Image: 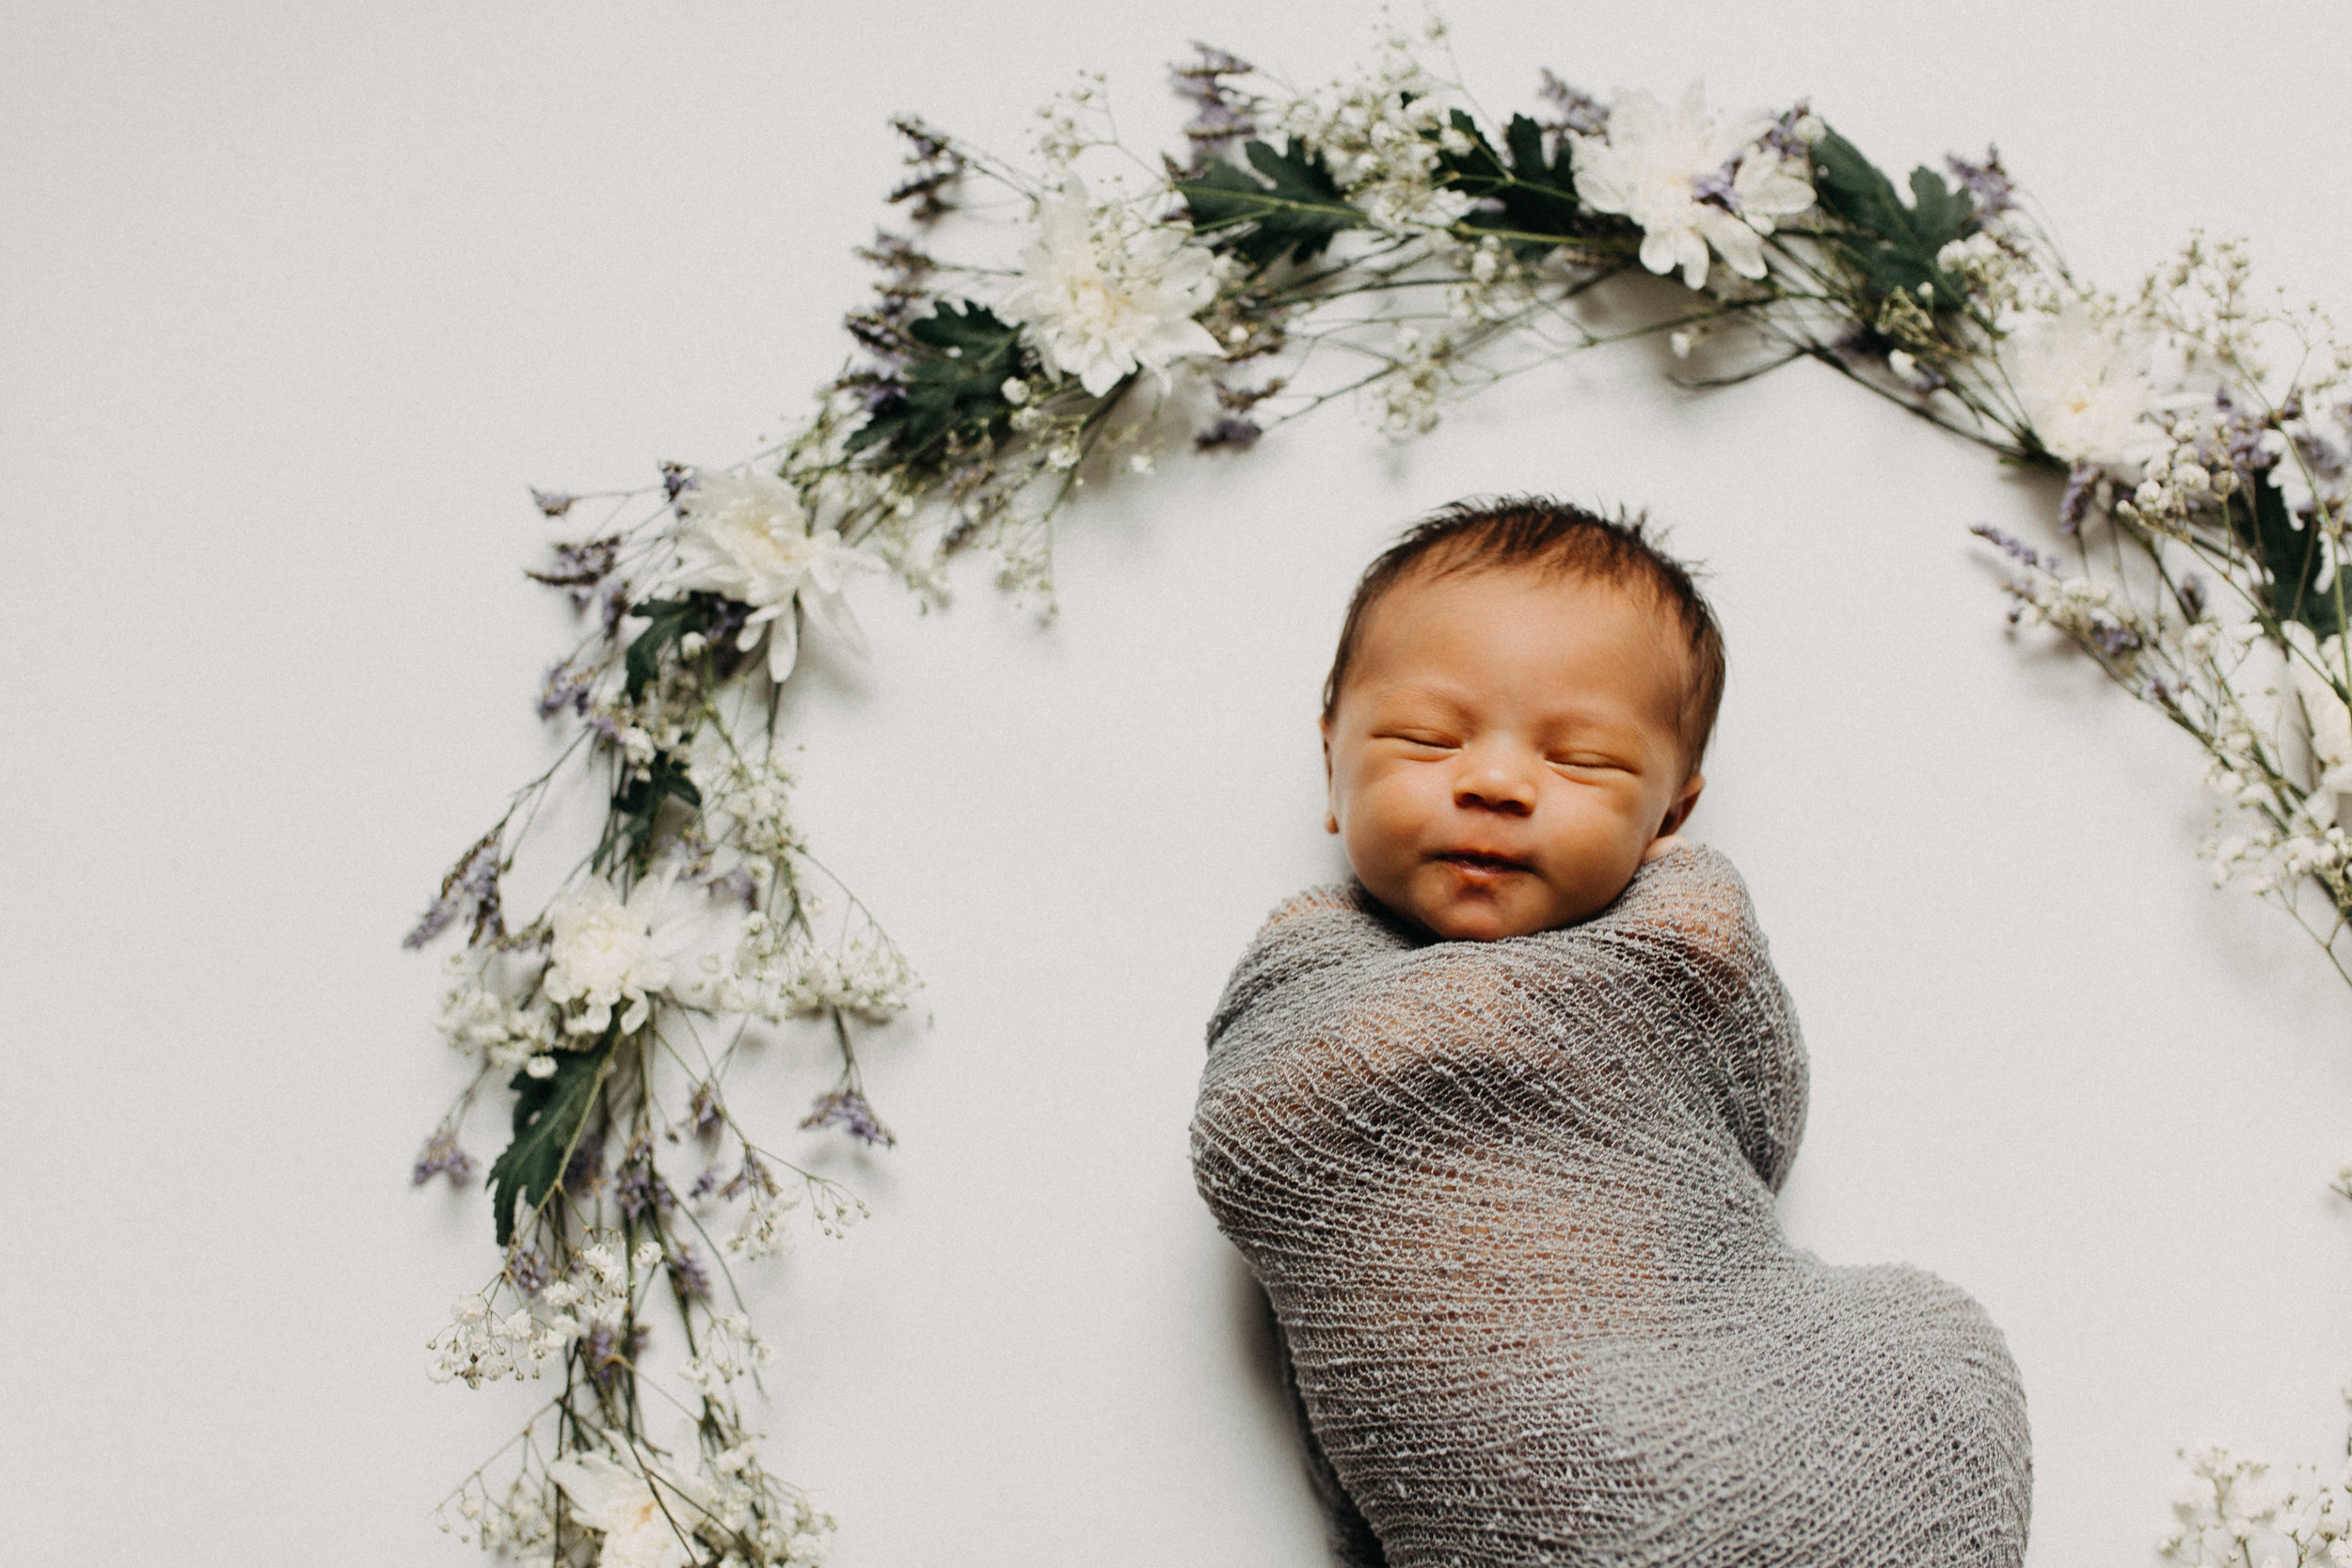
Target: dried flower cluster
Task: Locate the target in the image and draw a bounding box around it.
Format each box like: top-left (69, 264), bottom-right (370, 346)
top-left (413, 16), bottom-right (2352, 1560)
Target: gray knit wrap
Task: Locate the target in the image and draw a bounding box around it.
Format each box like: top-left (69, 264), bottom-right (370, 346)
top-left (1190, 846), bottom-right (2030, 1567)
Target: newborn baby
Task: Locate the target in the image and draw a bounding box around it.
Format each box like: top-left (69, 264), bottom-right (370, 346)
top-left (1190, 498), bottom-right (2030, 1568)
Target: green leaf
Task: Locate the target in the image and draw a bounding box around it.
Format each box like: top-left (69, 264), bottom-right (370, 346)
top-left (846, 300), bottom-right (1027, 462)
top-left (1905, 165), bottom-right (1974, 255)
top-left (1808, 124), bottom-right (1978, 309)
top-left (1432, 110), bottom-right (1581, 258)
top-left (485, 1042), bottom-right (611, 1248)
top-left (603, 749), bottom-right (703, 870)
top-left (2249, 474), bottom-right (2344, 641)
top-left (1177, 138), bottom-right (1365, 269)
top-left (625, 596), bottom-right (708, 700)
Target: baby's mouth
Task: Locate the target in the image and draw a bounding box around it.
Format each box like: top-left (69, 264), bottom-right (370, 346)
top-left (1435, 850), bottom-right (1532, 875)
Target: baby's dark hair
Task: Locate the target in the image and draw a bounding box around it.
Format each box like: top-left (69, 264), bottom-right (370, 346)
top-left (1321, 495), bottom-right (1727, 772)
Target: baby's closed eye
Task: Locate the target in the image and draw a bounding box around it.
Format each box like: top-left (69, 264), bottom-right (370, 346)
top-left (1547, 752), bottom-right (1634, 774)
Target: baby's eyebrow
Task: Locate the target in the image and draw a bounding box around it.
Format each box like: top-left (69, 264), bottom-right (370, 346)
top-left (1364, 681), bottom-right (1476, 716)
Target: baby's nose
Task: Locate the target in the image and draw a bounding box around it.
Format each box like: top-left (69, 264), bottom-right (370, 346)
top-left (1454, 752), bottom-right (1538, 814)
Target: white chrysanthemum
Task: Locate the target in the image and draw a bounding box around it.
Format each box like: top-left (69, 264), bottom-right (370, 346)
top-left (1569, 84), bottom-right (1813, 290)
top-left (546, 1452), bottom-right (701, 1568)
top-left (671, 467), bottom-right (873, 683)
top-left (1995, 293), bottom-right (2172, 468)
top-left (2260, 420), bottom-right (2351, 516)
top-left (541, 874), bottom-right (694, 1035)
top-left (1001, 179), bottom-right (1221, 397)
top-left (2288, 624), bottom-right (2352, 820)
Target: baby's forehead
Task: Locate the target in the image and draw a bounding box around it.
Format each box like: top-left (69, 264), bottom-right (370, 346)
top-left (1359, 562), bottom-right (1696, 708)
top-left (1381, 558), bottom-right (1685, 644)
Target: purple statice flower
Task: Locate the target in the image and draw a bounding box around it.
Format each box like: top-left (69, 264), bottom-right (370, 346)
top-left (613, 1137), bottom-right (676, 1222)
top-left (892, 114), bottom-right (951, 164)
top-left (844, 311), bottom-right (909, 366)
top-left (404, 895), bottom-right (459, 950)
top-left (530, 487), bottom-right (575, 518)
top-left (525, 538), bottom-right (623, 612)
top-left (666, 1244), bottom-right (712, 1304)
top-left (689, 1163), bottom-right (724, 1200)
top-left (721, 1150), bottom-right (779, 1201)
top-left (1537, 71), bottom-right (1608, 137)
top-left (411, 1129), bottom-right (476, 1187)
top-left (801, 1088), bottom-right (897, 1148)
top-left (1691, 163), bottom-right (1741, 215)
top-left (2303, 427), bottom-right (2347, 486)
top-left (2214, 388), bottom-right (2280, 485)
top-left (1184, 99), bottom-right (1250, 145)
top-left (855, 230), bottom-right (935, 293)
top-left (702, 594), bottom-right (750, 653)
top-left (1970, 522), bottom-right (2052, 572)
top-left (2089, 617), bottom-right (2142, 658)
top-left (1168, 42), bottom-right (1260, 177)
top-left (1194, 417), bottom-right (1263, 451)
top-left (2058, 462), bottom-right (2102, 535)
top-left (537, 660), bottom-right (595, 721)
top-left (563, 1126), bottom-right (607, 1194)
top-left (688, 1084), bottom-right (724, 1140)
top-left (405, 832), bottom-right (504, 949)
top-left (581, 1319), bottom-right (648, 1393)
top-left (847, 373), bottom-right (908, 415)
top-left (849, 233), bottom-right (930, 338)
top-left (702, 866), bottom-right (757, 908)
top-left (503, 1245), bottom-right (551, 1298)
top-left (660, 462), bottom-right (692, 504)
top-left (1945, 146), bottom-right (2013, 218)
top-left (1180, 40), bottom-right (1251, 77)
top-left (1760, 101), bottom-right (1817, 163)
top-left (887, 115), bottom-right (964, 223)
top-left (599, 582), bottom-right (630, 641)
top-left (840, 230), bottom-right (937, 400)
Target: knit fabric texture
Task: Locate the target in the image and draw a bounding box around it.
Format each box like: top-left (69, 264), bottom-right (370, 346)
top-left (1190, 846), bottom-right (2030, 1567)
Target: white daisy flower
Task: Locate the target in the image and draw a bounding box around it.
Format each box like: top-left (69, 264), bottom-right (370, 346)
top-left (1002, 178), bottom-right (1222, 397)
top-left (1570, 83), bottom-right (1813, 290)
top-left (671, 467), bottom-right (873, 683)
top-left (1995, 293), bottom-right (2174, 469)
top-left (541, 873), bottom-right (698, 1036)
top-left (546, 1451), bottom-right (702, 1568)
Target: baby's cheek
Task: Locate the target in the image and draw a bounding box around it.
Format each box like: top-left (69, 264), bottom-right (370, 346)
top-left (1352, 789), bottom-right (1423, 874)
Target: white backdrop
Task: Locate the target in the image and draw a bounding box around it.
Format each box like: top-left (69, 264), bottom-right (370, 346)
top-left (8, 2), bottom-right (2352, 1563)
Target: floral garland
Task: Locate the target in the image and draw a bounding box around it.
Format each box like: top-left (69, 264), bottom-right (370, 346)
top-left (410, 18), bottom-right (2352, 1566)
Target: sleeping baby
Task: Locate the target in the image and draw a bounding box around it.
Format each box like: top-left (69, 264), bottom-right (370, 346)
top-left (1189, 497), bottom-right (2031, 1568)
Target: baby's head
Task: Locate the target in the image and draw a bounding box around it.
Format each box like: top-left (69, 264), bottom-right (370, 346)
top-left (1321, 496), bottom-right (1724, 942)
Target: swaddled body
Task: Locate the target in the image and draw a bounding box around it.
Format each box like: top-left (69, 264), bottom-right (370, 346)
top-left (1190, 847), bottom-right (2031, 1567)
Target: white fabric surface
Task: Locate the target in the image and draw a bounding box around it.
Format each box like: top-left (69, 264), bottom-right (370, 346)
top-left (7, 3), bottom-right (2352, 1564)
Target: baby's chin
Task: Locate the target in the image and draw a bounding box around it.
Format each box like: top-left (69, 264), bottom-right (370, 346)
top-left (1392, 888), bottom-right (1574, 942)
top-left (1422, 911), bottom-right (1547, 942)
top-left (1383, 865), bottom-right (1641, 942)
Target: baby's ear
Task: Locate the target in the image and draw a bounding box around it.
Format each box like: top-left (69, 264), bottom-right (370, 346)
top-left (1320, 717), bottom-right (1340, 835)
top-left (1660, 770), bottom-right (1705, 836)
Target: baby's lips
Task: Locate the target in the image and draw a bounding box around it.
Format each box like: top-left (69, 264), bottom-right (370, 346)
top-left (1433, 848), bottom-right (1534, 873)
